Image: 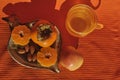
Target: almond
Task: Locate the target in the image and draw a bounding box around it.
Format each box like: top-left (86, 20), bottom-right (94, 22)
top-left (30, 45), bottom-right (35, 54)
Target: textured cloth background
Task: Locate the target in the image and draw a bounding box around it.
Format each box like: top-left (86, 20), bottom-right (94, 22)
top-left (0, 0), bottom-right (120, 79)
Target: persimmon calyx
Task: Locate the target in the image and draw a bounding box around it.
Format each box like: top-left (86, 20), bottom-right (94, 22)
top-left (37, 24), bottom-right (52, 41)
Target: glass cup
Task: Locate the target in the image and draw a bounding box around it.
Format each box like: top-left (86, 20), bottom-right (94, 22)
top-left (65, 4), bottom-right (103, 37)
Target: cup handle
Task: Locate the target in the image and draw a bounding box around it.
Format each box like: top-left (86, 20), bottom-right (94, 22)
top-left (96, 23), bottom-right (104, 29)
top-left (90, 0), bottom-right (101, 10)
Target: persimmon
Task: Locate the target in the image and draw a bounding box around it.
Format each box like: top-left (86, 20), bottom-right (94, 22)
top-left (11, 25), bottom-right (31, 46)
top-left (37, 47), bottom-right (57, 67)
top-left (31, 20), bottom-right (57, 47)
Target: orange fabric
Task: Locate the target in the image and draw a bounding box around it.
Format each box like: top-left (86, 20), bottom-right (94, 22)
top-left (0, 0), bottom-right (120, 79)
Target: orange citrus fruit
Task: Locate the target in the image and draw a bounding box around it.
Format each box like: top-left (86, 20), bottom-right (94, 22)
top-left (11, 25), bottom-right (31, 46)
top-left (37, 47), bottom-right (57, 67)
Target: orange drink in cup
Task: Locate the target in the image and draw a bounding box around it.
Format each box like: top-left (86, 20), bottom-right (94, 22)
top-left (66, 4), bottom-right (103, 37)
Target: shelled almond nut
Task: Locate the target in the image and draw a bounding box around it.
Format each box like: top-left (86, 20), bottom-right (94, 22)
top-left (25, 44), bottom-right (29, 52)
top-left (18, 49), bottom-right (26, 54)
top-left (27, 53), bottom-right (32, 62)
top-left (30, 45), bottom-right (35, 54)
top-left (33, 54), bottom-right (37, 62)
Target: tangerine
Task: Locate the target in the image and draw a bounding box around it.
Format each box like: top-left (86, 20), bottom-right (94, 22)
top-left (11, 25), bottom-right (31, 46)
top-left (37, 47), bottom-right (57, 67)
